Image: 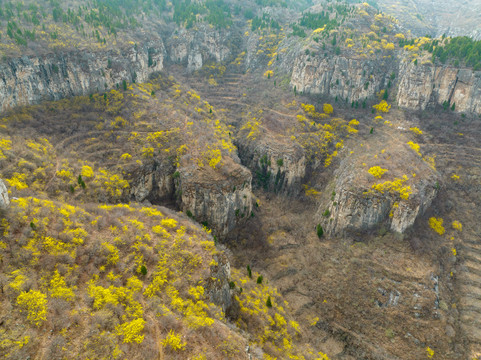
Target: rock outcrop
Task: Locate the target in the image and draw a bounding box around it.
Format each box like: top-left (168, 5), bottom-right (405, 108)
top-left (237, 139), bottom-right (306, 196)
top-left (206, 251), bottom-right (235, 315)
top-left (0, 41), bottom-right (165, 113)
top-left (397, 60), bottom-right (481, 114)
top-left (0, 179), bottom-right (9, 210)
top-left (318, 149), bottom-right (439, 237)
top-left (290, 54), bottom-right (394, 104)
top-left (0, 24), bottom-right (239, 112)
top-left (290, 53), bottom-right (481, 114)
top-left (165, 24), bottom-right (234, 71)
top-left (129, 160), bottom-right (176, 204)
top-left (177, 159), bottom-right (252, 238)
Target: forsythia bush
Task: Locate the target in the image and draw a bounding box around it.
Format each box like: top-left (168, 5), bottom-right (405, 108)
top-left (116, 318), bottom-right (146, 344)
top-left (264, 70), bottom-right (274, 78)
top-left (373, 100), bottom-right (391, 113)
top-left (371, 175), bottom-right (412, 200)
top-left (323, 103), bottom-right (334, 115)
top-left (407, 141), bottom-right (421, 156)
top-left (429, 217), bottom-right (445, 235)
top-left (49, 270), bottom-right (76, 301)
top-left (368, 166), bottom-right (388, 178)
top-left (409, 127), bottom-right (423, 135)
top-left (452, 221), bottom-right (462, 232)
top-left (102, 242), bottom-right (120, 265)
top-left (162, 330), bottom-right (186, 351)
top-left (17, 290), bottom-right (48, 326)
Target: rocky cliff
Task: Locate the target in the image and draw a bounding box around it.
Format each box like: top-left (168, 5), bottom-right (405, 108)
top-left (127, 157), bottom-right (253, 239)
top-left (206, 251), bottom-right (236, 316)
top-left (177, 159), bottom-right (253, 238)
top-left (237, 139), bottom-right (306, 196)
top-left (0, 179), bottom-right (9, 210)
top-left (290, 54), bottom-right (394, 103)
top-left (0, 41), bottom-right (165, 113)
top-left (397, 60), bottom-right (481, 113)
top-left (290, 53), bottom-right (481, 114)
top-left (2, 26), bottom-right (481, 116)
top-left (0, 24), bottom-right (237, 113)
top-left (318, 142), bottom-right (439, 237)
top-left (323, 172), bottom-right (438, 236)
top-left (164, 24), bottom-right (235, 72)
top-left (129, 160), bottom-right (176, 204)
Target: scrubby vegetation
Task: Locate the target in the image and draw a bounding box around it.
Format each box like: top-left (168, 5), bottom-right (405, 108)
top-left (0, 75), bottom-right (239, 205)
top-left (0, 64), bottom-right (341, 359)
top-left (1, 0), bottom-right (480, 359)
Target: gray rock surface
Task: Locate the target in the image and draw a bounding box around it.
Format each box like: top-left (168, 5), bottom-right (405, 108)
top-left (165, 24), bottom-right (233, 72)
top-left (0, 180), bottom-right (9, 210)
top-left (0, 41), bottom-right (165, 112)
top-left (290, 53), bottom-right (481, 114)
top-left (291, 54), bottom-right (393, 104)
top-left (237, 139), bottom-right (306, 196)
top-left (206, 252), bottom-right (234, 314)
top-left (397, 61), bottom-right (481, 114)
top-left (129, 161), bottom-right (176, 204)
top-left (319, 156), bottom-right (438, 236)
top-left (177, 160), bottom-right (253, 238)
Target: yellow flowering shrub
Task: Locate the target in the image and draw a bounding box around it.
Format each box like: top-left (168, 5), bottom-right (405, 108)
top-left (162, 330), bottom-right (186, 351)
top-left (371, 175), bottom-right (412, 200)
top-left (116, 318), bottom-right (146, 344)
top-left (6, 173), bottom-right (29, 190)
top-left (323, 103), bottom-right (334, 114)
top-left (161, 218), bottom-right (178, 228)
top-left (368, 166), bottom-right (388, 178)
top-left (407, 141), bottom-right (421, 156)
top-left (372, 100), bottom-right (391, 113)
top-left (81, 165), bottom-right (94, 178)
top-left (17, 290), bottom-right (48, 326)
top-left (452, 221), bottom-right (462, 232)
top-left (102, 242), bottom-right (120, 265)
top-left (429, 217), bottom-right (445, 235)
top-left (49, 270), bottom-right (76, 301)
top-left (264, 70), bottom-right (274, 78)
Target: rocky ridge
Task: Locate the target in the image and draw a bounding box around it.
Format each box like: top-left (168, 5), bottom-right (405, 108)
top-left (177, 160), bottom-right (252, 238)
top-left (0, 24), bottom-right (233, 113)
top-left (1, 18), bottom-right (481, 116)
top-left (291, 54), bottom-right (481, 114)
top-left (237, 138), bottom-right (306, 196)
top-left (0, 179), bottom-right (9, 210)
top-left (316, 127), bottom-right (440, 237)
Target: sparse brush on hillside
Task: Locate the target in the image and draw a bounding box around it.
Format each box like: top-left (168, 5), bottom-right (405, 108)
top-left (1, 0), bottom-right (480, 358)
top-left (0, 75), bottom-right (236, 204)
top-left (0, 67), bottom-right (337, 359)
top-left (0, 197), bottom-right (245, 359)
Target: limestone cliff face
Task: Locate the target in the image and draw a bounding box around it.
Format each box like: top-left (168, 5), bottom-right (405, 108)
top-left (290, 54), bottom-right (393, 103)
top-left (165, 24), bottom-right (233, 71)
top-left (129, 161), bottom-right (176, 204)
top-left (397, 60), bottom-right (481, 113)
top-left (177, 160), bottom-right (253, 238)
top-left (0, 41), bottom-right (165, 113)
top-left (0, 24), bottom-right (237, 112)
top-left (319, 156), bottom-right (438, 236)
top-left (389, 178), bottom-right (438, 233)
top-left (0, 179), bottom-right (9, 210)
top-left (291, 53), bottom-right (481, 114)
top-left (206, 251), bottom-right (235, 315)
top-left (237, 140), bottom-right (306, 196)
top-left (127, 158), bottom-right (253, 238)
